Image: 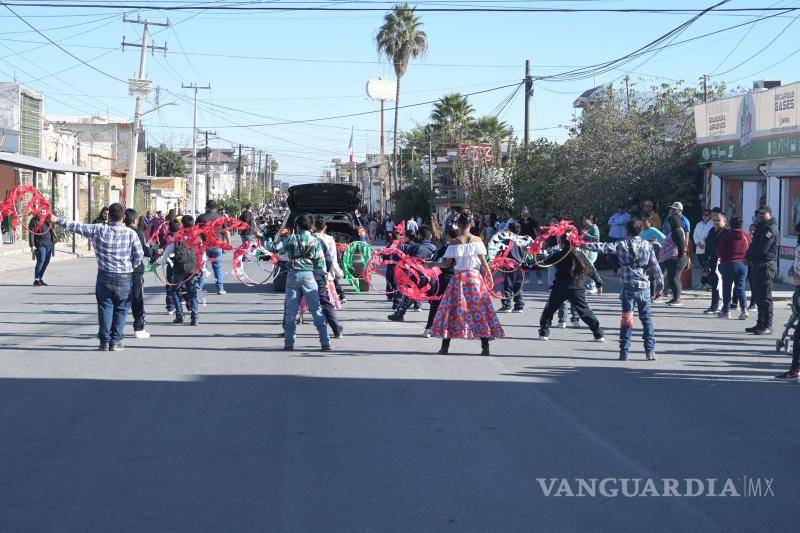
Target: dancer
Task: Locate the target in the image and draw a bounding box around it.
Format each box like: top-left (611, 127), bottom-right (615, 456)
top-left (497, 222), bottom-right (526, 314)
top-left (265, 213), bottom-right (331, 351)
top-left (583, 219), bottom-right (663, 361)
top-left (164, 216), bottom-right (201, 326)
top-left (536, 234), bottom-right (605, 342)
top-left (125, 208), bottom-right (152, 338)
top-left (430, 210), bottom-right (503, 356)
top-left (388, 225), bottom-right (438, 322)
top-left (196, 200), bottom-right (230, 295)
top-left (421, 224), bottom-right (458, 338)
top-left (28, 211), bottom-right (56, 286)
top-left (313, 215), bottom-right (344, 338)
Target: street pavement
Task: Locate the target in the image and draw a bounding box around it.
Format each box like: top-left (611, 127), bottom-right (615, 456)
top-left (0, 250), bottom-right (798, 532)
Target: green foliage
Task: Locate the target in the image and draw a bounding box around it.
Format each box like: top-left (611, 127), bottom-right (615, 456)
top-left (148, 144), bottom-right (188, 177)
top-left (430, 93), bottom-right (475, 144)
top-left (217, 184), bottom-right (273, 216)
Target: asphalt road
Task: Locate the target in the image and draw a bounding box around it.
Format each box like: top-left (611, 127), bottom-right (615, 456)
top-left (0, 251), bottom-right (798, 532)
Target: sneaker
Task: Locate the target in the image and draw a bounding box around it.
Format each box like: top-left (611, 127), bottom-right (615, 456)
top-left (571, 320), bottom-right (581, 329)
top-left (497, 306), bottom-right (512, 313)
top-left (33, 280), bottom-right (41, 286)
top-left (173, 317), bottom-right (184, 324)
top-left (748, 302), bottom-right (757, 311)
top-left (109, 343), bottom-right (124, 352)
top-left (593, 337), bottom-right (606, 343)
top-left (413, 306), bottom-right (422, 312)
top-left (556, 321), bottom-right (567, 329)
top-left (512, 308), bottom-right (524, 314)
top-left (277, 332), bottom-right (285, 338)
top-left (717, 311), bottom-right (731, 319)
top-left (775, 370), bottom-right (800, 380)
top-left (745, 325), bottom-right (761, 333)
top-left (666, 299), bottom-right (684, 307)
top-left (422, 329), bottom-right (432, 338)
top-left (333, 328), bottom-right (344, 339)
top-left (218, 289), bottom-right (227, 295)
top-left (340, 297), bottom-right (348, 304)
top-left (731, 304), bottom-right (739, 311)
top-left (167, 309), bottom-right (176, 316)
top-left (387, 313), bottom-right (404, 322)
top-left (586, 288), bottom-right (598, 295)
top-left (537, 335), bottom-right (549, 341)
top-left (134, 330), bottom-right (150, 339)
top-left (703, 306), bottom-right (720, 314)
top-left (738, 310), bottom-right (749, 320)
top-left (321, 344), bottom-right (333, 351)
top-left (190, 317), bottom-right (198, 326)
top-left (646, 353), bottom-right (657, 361)
top-left (751, 327), bottom-right (773, 336)
top-left (283, 346), bottom-right (294, 351)
top-left (619, 354), bottom-right (628, 361)
top-left (98, 342), bottom-right (109, 351)
top-left (38, 280), bottom-right (48, 286)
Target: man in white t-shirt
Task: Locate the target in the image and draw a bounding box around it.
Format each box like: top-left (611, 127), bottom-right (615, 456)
top-left (406, 217), bottom-right (419, 233)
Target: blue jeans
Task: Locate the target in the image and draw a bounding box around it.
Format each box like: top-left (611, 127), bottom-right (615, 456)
top-left (284, 270), bottom-right (330, 348)
top-left (720, 262), bottom-right (748, 313)
top-left (34, 243), bottom-right (53, 280)
top-left (584, 250), bottom-right (598, 292)
top-left (95, 271), bottom-right (132, 345)
top-left (169, 274), bottom-right (199, 320)
top-left (619, 288), bottom-right (655, 357)
top-left (204, 247), bottom-right (224, 292)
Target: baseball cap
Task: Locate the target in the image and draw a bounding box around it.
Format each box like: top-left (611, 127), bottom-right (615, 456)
top-left (670, 202), bottom-right (683, 211)
top-left (755, 206), bottom-right (772, 214)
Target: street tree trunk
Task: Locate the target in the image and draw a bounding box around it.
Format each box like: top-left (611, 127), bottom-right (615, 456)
top-left (393, 76), bottom-right (401, 194)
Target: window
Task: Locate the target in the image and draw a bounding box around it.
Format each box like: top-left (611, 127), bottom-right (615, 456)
top-left (784, 177), bottom-right (800, 237)
top-left (18, 93), bottom-right (42, 157)
top-left (722, 179), bottom-right (743, 221)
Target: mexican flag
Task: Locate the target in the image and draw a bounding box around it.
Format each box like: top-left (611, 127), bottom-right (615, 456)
top-left (348, 127), bottom-right (354, 163)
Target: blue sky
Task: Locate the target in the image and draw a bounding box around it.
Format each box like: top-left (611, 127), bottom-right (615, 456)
top-left (1, 0), bottom-right (799, 184)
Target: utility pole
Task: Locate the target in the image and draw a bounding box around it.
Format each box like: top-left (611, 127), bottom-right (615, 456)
top-left (379, 100), bottom-right (386, 218)
top-left (624, 75), bottom-right (631, 112)
top-left (428, 138), bottom-right (434, 217)
top-left (236, 144), bottom-right (243, 201)
top-left (251, 147), bottom-right (257, 192)
top-left (703, 74), bottom-right (708, 103)
top-left (199, 129), bottom-right (216, 205)
top-left (182, 82), bottom-right (210, 214)
top-left (122, 15), bottom-right (170, 208)
top-left (524, 59), bottom-right (533, 146)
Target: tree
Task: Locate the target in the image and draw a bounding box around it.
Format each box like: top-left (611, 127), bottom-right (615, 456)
top-left (147, 144), bottom-right (187, 177)
top-left (376, 3), bottom-right (429, 193)
top-left (471, 116), bottom-right (511, 143)
top-left (430, 93), bottom-right (474, 143)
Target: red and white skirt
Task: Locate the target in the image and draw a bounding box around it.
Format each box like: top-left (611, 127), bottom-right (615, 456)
top-left (431, 269), bottom-right (504, 340)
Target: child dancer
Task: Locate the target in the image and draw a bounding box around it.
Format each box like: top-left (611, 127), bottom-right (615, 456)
top-left (497, 222), bottom-right (526, 314)
top-left (430, 210), bottom-right (504, 356)
top-left (536, 234), bottom-right (605, 342)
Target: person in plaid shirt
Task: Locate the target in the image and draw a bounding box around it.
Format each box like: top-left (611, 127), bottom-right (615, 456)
top-left (265, 213), bottom-right (331, 351)
top-left (51, 203), bottom-right (144, 351)
top-left (582, 219), bottom-right (663, 361)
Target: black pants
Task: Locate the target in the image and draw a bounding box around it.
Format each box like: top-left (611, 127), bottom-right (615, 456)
top-left (394, 294), bottom-right (419, 316)
top-left (539, 285), bottom-right (603, 338)
top-left (131, 271), bottom-right (146, 331)
top-left (425, 272), bottom-right (452, 329)
top-left (333, 278), bottom-right (346, 300)
top-left (385, 265), bottom-right (396, 299)
top-left (663, 256), bottom-right (689, 300)
top-left (707, 262), bottom-right (721, 309)
top-left (501, 271), bottom-right (524, 309)
top-left (750, 261), bottom-right (777, 328)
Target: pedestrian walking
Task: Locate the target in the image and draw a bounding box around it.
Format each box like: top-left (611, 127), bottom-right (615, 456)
top-left (659, 216), bottom-right (690, 306)
top-left (52, 203), bottom-right (144, 351)
top-left (536, 235), bottom-right (605, 342)
top-left (314, 216), bottom-right (344, 338)
top-left (430, 210), bottom-right (503, 356)
top-left (125, 208), bottom-right (152, 338)
top-left (715, 217), bottom-right (751, 320)
top-left (745, 206), bottom-right (779, 335)
top-left (265, 214), bottom-right (331, 351)
top-left (28, 212), bottom-right (56, 286)
top-left (583, 219), bottom-right (663, 361)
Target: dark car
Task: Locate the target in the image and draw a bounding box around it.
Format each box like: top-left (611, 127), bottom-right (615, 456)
top-left (272, 183), bottom-right (367, 292)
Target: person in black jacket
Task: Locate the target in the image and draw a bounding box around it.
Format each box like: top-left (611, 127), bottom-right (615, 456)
top-left (238, 204), bottom-right (255, 241)
top-left (125, 209), bottom-right (152, 338)
top-left (701, 211), bottom-right (728, 314)
top-left (536, 236), bottom-right (605, 342)
top-left (745, 206), bottom-right (779, 335)
top-left (29, 212), bottom-right (56, 286)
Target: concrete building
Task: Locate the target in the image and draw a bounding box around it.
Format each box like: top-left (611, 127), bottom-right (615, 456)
top-left (0, 83), bottom-right (44, 197)
top-left (179, 147), bottom-right (238, 201)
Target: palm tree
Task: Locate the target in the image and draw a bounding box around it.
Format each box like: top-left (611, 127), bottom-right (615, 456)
top-left (472, 115), bottom-right (511, 143)
top-left (430, 93), bottom-right (475, 143)
top-left (376, 3), bottom-right (429, 192)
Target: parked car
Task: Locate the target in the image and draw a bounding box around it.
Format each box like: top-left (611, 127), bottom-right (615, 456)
top-left (272, 183), bottom-right (368, 292)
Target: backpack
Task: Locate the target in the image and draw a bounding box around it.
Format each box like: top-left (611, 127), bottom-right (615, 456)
top-left (172, 241), bottom-right (199, 278)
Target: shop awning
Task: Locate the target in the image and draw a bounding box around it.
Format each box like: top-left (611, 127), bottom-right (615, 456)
top-left (712, 161), bottom-right (765, 177)
top-left (0, 152), bottom-right (99, 174)
top-left (767, 158), bottom-right (800, 177)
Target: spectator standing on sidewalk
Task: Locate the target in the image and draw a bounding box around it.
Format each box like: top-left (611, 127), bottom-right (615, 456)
top-left (608, 205), bottom-right (631, 275)
top-left (28, 212), bottom-right (56, 286)
top-left (693, 209), bottom-right (714, 288)
top-left (125, 209), bottom-right (152, 338)
top-left (715, 217), bottom-right (751, 320)
top-left (659, 216), bottom-right (689, 307)
top-left (701, 212), bottom-right (728, 315)
top-left (642, 200), bottom-right (662, 232)
top-left (745, 206), bottom-right (779, 335)
top-left (51, 203), bottom-right (143, 351)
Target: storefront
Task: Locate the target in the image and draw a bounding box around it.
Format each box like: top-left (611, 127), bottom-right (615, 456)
top-left (694, 82), bottom-right (800, 281)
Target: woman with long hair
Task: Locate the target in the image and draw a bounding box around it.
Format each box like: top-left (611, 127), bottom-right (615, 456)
top-left (715, 216), bottom-right (751, 319)
top-left (659, 215), bottom-right (689, 306)
top-left (537, 235), bottom-right (605, 342)
top-left (430, 210), bottom-right (504, 355)
top-left (92, 206), bottom-right (109, 225)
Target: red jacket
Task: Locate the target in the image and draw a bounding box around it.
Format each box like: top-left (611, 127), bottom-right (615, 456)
top-left (716, 229), bottom-right (751, 264)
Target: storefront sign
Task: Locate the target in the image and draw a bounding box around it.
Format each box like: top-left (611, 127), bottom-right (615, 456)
top-left (694, 81), bottom-right (800, 163)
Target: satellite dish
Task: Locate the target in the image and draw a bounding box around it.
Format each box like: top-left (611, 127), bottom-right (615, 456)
top-left (366, 78), bottom-right (397, 101)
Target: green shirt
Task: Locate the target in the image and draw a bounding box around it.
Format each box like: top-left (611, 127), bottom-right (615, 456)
top-left (641, 227), bottom-right (666, 244)
top-left (266, 230), bottom-right (325, 271)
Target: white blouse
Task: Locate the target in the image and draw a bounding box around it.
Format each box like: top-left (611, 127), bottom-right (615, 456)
top-left (445, 241), bottom-right (487, 271)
